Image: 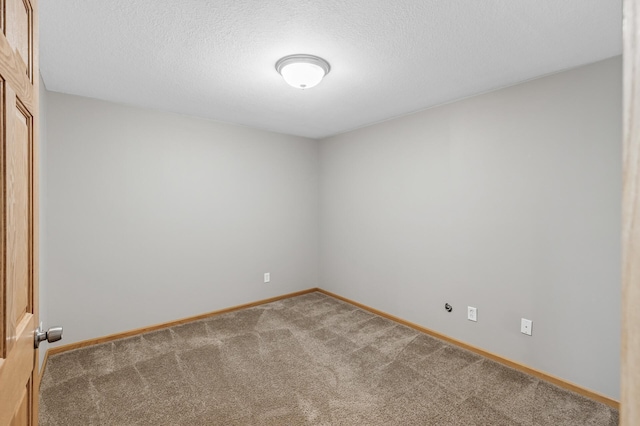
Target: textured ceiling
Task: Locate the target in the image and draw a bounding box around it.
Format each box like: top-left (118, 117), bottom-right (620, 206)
top-left (39, 0), bottom-right (621, 139)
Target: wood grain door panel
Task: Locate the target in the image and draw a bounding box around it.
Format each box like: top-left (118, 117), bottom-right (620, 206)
top-left (4, 0), bottom-right (32, 81)
top-left (0, 314), bottom-right (35, 425)
top-left (5, 87), bottom-right (32, 355)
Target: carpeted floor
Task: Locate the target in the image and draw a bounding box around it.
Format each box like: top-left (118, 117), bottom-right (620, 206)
top-left (39, 292), bottom-right (618, 425)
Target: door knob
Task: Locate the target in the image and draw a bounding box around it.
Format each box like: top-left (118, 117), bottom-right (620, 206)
top-left (34, 323), bottom-right (63, 348)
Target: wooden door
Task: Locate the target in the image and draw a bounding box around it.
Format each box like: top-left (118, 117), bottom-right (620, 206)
top-left (0, 0), bottom-right (39, 425)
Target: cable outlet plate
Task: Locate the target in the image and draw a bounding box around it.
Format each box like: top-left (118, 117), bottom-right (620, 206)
top-left (521, 318), bottom-right (532, 336)
top-left (467, 306), bottom-right (477, 322)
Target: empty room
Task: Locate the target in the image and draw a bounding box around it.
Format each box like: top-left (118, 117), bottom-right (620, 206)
top-left (1, 0), bottom-right (639, 425)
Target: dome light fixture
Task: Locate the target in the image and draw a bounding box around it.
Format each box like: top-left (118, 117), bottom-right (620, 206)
top-left (275, 54), bottom-right (331, 89)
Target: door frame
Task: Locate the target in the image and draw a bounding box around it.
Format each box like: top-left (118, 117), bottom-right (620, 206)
top-left (622, 0), bottom-right (640, 424)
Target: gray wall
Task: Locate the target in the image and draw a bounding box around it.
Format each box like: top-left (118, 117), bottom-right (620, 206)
top-left (45, 93), bottom-right (319, 345)
top-left (39, 73), bottom-right (49, 370)
top-left (320, 57), bottom-right (621, 398)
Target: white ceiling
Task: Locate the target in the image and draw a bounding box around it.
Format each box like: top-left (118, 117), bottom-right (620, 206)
top-left (39, 0), bottom-right (622, 139)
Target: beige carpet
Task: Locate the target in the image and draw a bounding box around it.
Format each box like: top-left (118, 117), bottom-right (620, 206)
top-left (39, 292), bottom-right (618, 425)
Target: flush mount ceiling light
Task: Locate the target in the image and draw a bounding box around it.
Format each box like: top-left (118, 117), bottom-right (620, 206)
top-left (275, 54), bottom-right (331, 89)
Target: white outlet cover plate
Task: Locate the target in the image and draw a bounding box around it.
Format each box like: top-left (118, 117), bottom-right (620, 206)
top-left (521, 318), bottom-right (532, 335)
top-left (264, 273), bottom-right (270, 283)
top-left (467, 306), bottom-right (477, 322)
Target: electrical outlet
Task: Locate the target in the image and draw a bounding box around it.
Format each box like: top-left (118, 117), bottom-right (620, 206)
top-left (521, 318), bottom-right (532, 336)
top-left (264, 272), bottom-right (270, 283)
top-left (467, 306), bottom-right (477, 322)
